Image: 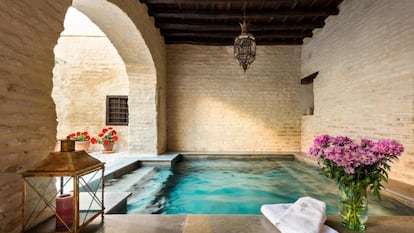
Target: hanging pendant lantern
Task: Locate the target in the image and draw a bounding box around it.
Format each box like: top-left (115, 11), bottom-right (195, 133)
top-left (234, 21), bottom-right (256, 73)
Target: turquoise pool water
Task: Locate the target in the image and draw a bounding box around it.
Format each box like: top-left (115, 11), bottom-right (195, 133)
top-left (120, 157), bottom-right (414, 215)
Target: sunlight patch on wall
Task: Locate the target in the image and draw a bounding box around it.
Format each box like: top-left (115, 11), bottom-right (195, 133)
top-left (61, 7), bottom-right (105, 36)
top-left (175, 96), bottom-right (288, 151)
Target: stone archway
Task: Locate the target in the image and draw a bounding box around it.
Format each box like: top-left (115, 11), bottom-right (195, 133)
top-left (0, 1), bottom-right (165, 231)
top-left (72, 0), bottom-right (166, 154)
top-left (52, 7), bottom-right (130, 152)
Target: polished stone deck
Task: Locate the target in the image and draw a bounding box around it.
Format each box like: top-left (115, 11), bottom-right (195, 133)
top-left (76, 215), bottom-right (414, 233)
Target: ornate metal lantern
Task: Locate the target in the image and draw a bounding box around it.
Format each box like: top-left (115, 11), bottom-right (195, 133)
top-left (234, 21), bottom-right (256, 72)
top-left (21, 138), bottom-right (105, 233)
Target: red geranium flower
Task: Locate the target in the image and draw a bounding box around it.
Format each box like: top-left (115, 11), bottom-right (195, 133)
top-left (67, 131), bottom-right (91, 142)
top-left (90, 138), bottom-right (97, 144)
top-left (94, 127), bottom-right (119, 144)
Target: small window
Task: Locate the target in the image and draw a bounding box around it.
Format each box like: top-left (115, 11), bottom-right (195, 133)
top-left (106, 95), bottom-right (128, 125)
top-left (300, 72), bottom-right (318, 116)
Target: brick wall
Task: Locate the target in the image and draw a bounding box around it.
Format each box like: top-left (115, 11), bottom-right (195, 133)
top-left (0, 1), bottom-right (72, 232)
top-left (0, 0), bottom-right (165, 232)
top-left (73, 0), bottom-right (167, 154)
top-left (106, 0), bottom-right (168, 154)
top-left (301, 0), bottom-right (414, 185)
top-left (1, 0), bottom-right (413, 232)
top-left (167, 45), bottom-right (302, 152)
top-left (53, 35), bottom-right (129, 152)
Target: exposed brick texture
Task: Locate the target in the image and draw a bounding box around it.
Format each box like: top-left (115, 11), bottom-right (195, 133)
top-left (53, 35), bottom-right (129, 152)
top-left (73, 0), bottom-right (167, 154)
top-left (1, 0), bottom-right (414, 232)
top-left (106, 0), bottom-right (168, 154)
top-left (167, 45), bottom-right (302, 152)
top-left (301, 0), bottom-right (414, 185)
top-left (0, 1), bottom-right (72, 232)
top-left (0, 0), bottom-right (165, 232)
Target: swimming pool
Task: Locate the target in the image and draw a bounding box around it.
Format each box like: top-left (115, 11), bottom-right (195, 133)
top-left (106, 156), bottom-right (414, 215)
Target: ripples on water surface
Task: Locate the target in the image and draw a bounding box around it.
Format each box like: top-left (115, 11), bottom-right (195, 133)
top-left (126, 157), bottom-right (414, 215)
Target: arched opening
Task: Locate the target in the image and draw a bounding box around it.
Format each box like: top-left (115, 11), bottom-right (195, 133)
top-left (53, 0), bottom-right (164, 154)
top-left (2, 0), bottom-right (164, 231)
top-left (52, 7), bottom-right (129, 152)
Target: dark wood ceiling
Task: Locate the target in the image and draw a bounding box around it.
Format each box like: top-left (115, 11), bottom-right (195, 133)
top-left (138, 0), bottom-right (343, 45)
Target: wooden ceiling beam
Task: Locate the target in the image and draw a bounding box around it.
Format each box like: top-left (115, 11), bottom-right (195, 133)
top-left (140, 0), bottom-right (295, 4)
top-left (148, 9), bottom-right (339, 19)
top-left (155, 21), bottom-right (325, 31)
top-left (162, 31), bottom-right (312, 39)
top-left (165, 38), bottom-right (303, 46)
top-left (138, 0), bottom-right (343, 46)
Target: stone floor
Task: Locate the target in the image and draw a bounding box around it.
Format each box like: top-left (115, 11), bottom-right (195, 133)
top-left (72, 215), bottom-right (414, 233)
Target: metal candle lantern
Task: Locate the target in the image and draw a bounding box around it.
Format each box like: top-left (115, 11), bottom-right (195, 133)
top-left (21, 137), bottom-right (105, 233)
top-left (234, 21), bottom-right (256, 73)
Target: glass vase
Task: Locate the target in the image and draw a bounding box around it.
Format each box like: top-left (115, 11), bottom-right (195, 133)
top-left (338, 182), bottom-right (368, 231)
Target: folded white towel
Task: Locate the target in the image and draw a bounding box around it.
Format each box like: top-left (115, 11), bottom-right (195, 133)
top-left (261, 197), bottom-right (338, 233)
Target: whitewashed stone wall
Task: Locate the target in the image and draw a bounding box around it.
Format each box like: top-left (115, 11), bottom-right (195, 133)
top-left (1, 0), bottom-right (414, 232)
top-left (301, 0), bottom-right (414, 185)
top-left (73, 0), bottom-right (166, 154)
top-left (0, 0), bottom-right (165, 232)
top-left (52, 7), bottom-right (129, 152)
top-left (167, 45), bottom-right (302, 152)
top-left (105, 0), bottom-right (167, 154)
top-left (53, 35), bottom-right (129, 152)
top-left (0, 1), bottom-right (72, 232)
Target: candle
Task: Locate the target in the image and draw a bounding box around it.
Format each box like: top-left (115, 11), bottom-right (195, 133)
top-left (56, 193), bottom-right (74, 229)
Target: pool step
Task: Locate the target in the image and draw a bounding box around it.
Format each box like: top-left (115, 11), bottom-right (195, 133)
top-left (126, 167), bottom-right (161, 192)
top-left (125, 168), bottom-right (172, 214)
top-left (105, 166), bottom-right (157, 192)
top-left (104, 166), bottom-right (171, 213)
top-left (79, 191), bottom-right (132, 214)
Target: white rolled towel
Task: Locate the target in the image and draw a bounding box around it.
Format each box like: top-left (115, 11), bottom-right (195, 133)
top-left (261, 196), bottom-right (338, 233)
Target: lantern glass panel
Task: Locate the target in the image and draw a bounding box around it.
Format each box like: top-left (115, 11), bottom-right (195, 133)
top-left (22, 163), bottom-right (104, 233)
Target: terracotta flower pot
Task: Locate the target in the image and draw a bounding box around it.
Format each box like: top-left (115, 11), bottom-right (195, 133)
top-left (75, 141), bottom-right (90, 152)
top-left (102, 141), bottom-right (115, 153)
